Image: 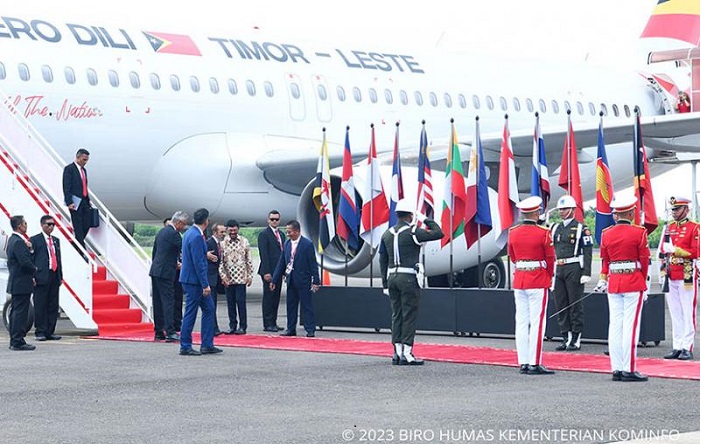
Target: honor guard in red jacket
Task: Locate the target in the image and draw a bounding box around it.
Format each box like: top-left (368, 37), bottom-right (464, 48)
top-left (659, 196), bottom-right (699, 360)
top-left (507, 196), bottom-right (555, 375)
top-left (597, 194), bottom-right (650, 382)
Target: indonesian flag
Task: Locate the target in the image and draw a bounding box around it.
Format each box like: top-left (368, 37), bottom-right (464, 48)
top-left (497, 116), bottom-right (519, 246)
top-left (558, 114), bottom-right (584, 221)
top-left (360, 126), bottom-right (390, 248)
top-left (312, 131), bottom-right (335, 252)
top-left (440, 121), bottom-right (466, 248)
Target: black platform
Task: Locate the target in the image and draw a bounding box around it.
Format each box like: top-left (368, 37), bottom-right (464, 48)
top-left (313, 287), bottom-right (665, 345)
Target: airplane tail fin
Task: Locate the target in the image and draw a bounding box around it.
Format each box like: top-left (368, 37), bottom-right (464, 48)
top-left (640, 0), bottom-right (699, 47)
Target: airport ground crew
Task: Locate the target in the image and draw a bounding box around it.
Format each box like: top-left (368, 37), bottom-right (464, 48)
top-left (659, 196), bottom-right (699, 361)
top-left (551, 195), bottom-right (593, 351)
top-left (508, 196), bottom-right (555, 375)
top-left (380, 199), bottom-right (443, 366)
top-left (596, 194), bottom-right (650, 382)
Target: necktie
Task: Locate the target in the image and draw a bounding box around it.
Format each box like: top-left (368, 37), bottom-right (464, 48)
top-left (80, 166), bottom-right (88, 197)
top-left (48, 237), bottom-right (57, 272)
top-left (285, 241), bottom-right (297, 275)
top-left (274, 229), bottom-right (282, 250)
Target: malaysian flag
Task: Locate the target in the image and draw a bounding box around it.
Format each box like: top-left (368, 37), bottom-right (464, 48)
top-left (388, 124), bottom-right (404, 227)
top-left (531, 113), bottom-right (550, 210)
top-left (416, 122), bottom-right (434, 220)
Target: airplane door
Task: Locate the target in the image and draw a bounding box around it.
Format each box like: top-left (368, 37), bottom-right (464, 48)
top-left (311, 74), bottom-right (332, 123)
top-left (285, 73), bottom-right (306, 121)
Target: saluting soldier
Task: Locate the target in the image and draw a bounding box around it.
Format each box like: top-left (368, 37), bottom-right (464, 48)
top-left (659, 196), bottom-right (699, 361)
top-left (508, 196), bottom-right (556, 375)
top-left (596, 194), bottom-right (650, 382)
top-left (551, 195), bottom-right (593, 351)
top-left (380, 199), bottom-right (443, 366)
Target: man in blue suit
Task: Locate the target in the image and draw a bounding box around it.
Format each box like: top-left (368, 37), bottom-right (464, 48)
top-left (271, 220), bottom-right (320, 337)
top-left (179, 208), bottom-right (222, 356)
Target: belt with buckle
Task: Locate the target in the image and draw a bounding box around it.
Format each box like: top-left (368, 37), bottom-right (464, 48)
top-left (609, 261), bottom-right (639, 274)
top-left (515, 260), bottom-right (545, 271)
top-left (556, 257), bottom-right (580, 266)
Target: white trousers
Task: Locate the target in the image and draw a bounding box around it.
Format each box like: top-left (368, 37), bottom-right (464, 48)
top-left (514, 288), bottom-right (548, 366)
top-left (607, 291), bottom-right (644, 372)
top-left (666, 279), bottom-right (698, 351)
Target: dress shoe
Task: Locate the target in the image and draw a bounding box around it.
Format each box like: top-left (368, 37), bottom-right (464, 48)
top-left (527, 365), bottom-right (555, 375)
top-left (234, 329), bottom-right (246, 335)
top-left (392, 353), bottom-right (401, 365)
top-left (9, 344), bottom-right (36, 351)
top-left (678, 349), bottom-right (693, 360)
top-left (213, 330), bottom-right (224, 336)
top-left (35, 335), bottom-right (48, 342)
top-left (179, 348), bottom-right (201, 356)
top-left (200, 346), bottom-right (223, 354)
top-left (276, 326), bottom-right (284, 331)
top-left (306, 331), bottom-right (315, 338)
top-left (154, 334), bottom-right (166, 341)
top-left (566, 343), bottom-right (581, 351)
top-left (46, 335), bottom-right (62, 341)
top-left (280, 330), bottom-right (297, 336)
top-left (404, 357), bottom-right (424, 366)
top-left (263, 327), bottom-right (278, 332)
top-left (603, 349), bottom-right (609, 356)
top-left (165, 334), bottom-right (180, 343)
top-left (664, 349), bottom-right (682, 359)
top-left (621, 371), bottom-right (648, 382)
top-left (612, 370), bottom-right (622, 381)
top-left (223, 329), bottom-right (236, 335)
top-left (555, 341), bottom-right (568, 351)
top-left (519, 364), bottom-right (529, 374)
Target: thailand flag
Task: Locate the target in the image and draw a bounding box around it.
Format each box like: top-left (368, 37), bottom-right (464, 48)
top-left (594, 116), bottom-right (615, 244)
top-left (360, 125), bottom-right (390, 248)
top-left (464, 118), bottom-right (492, 248)
top-left (416, 123), bottom-right (434, 221)
top-left (337, 127), bottom-right (360, 251)
top-left (531, 113), bottom-right (550, 210)
top-left (388, 124), bottom-right (404, 227)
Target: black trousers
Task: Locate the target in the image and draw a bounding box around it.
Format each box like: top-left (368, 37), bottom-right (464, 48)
top-left (285, 282), bottom-right (315, 334)
top-left (34, 271), bottom-right (61, 337)
top-left (261, 276), bottom-right (281, 329)
top-left (70, 201), bottom-right (91, 247)
top-left (173, 279), bottom-right (183, 331)
top-left (152, 276), bottom-right (176, 336)
top-left (553, 263), bottom-right (585, 334)
top-left (10, 292), bottom-right (31, 347)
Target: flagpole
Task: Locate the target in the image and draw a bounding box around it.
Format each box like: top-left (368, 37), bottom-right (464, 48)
top-left (635, 108), bottom-right (645, 226)
top-left (369, 123), bottom-right (375, 288)
top-left (449, 118), bottom-right (455, 289)
top-left (320, 127), bottom-right (326, 286)
top-left (566, 110), bottom-right (572, 195)
top-left (476, 116), bottom-right (482, 290)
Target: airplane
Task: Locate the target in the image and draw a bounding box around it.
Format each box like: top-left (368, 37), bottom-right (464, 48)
top-left (0, 1), bottom-right (698, 289)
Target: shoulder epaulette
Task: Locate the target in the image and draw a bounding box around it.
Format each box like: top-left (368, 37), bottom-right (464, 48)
top-left (602, 225), bottom-right (615, 233)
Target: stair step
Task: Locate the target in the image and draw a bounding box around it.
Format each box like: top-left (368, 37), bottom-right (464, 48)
top-left (92, 308), bottom-right (143, 324)
top-left (93, 294), bottom-right (131, 310)
top-left (93, 266), bottom-right (107, 280)
top-left (98, 322), bottom-right (155, 336)
top-left (93, 280), bottom-right (117, 294)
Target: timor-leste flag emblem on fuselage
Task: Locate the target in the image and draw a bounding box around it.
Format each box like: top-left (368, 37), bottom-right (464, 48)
top-left (143, 31), bottom-right (201, 56)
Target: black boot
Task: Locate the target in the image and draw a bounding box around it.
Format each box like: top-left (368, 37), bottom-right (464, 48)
top-left (555, 332), bottom-right (570, 351)
top-left (664, 349), bottom-right (681, 359)
top-left (566, 332), bottom-right (581, 351)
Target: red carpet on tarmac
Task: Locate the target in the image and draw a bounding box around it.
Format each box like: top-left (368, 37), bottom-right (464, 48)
top-left (92, 331), bottom-right (699, 381)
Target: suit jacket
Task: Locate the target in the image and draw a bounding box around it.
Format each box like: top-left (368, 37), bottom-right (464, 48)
top-left (149, 225), bottom-right (182, 281)
top-left (30, 233), bottom-right (63, 285)
top-left (257, 226), bottom-right (286, 276)
top-left (272, 236), bottom-right (319, 289)
top-left (179, 225), bottom-right (209, 288)
top-left (205, 236), bottom-right (224, 292)
top-left (6, 233), bottom-right (37, 294)
top-left (62, 162), bottom-right (90, 207)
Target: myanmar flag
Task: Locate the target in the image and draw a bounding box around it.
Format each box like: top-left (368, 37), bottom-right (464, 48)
top-left (440, 121), bottom-right (466, 248)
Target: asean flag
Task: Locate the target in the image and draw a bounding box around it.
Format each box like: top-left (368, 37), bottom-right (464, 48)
top-left (143, 31), bottom-right (202, 56)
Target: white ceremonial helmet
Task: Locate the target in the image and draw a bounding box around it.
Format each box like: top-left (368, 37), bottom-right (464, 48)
top-left (395, 199), bottom-right (416, 214)
top-left (556, 195), bottom-right (577, 209)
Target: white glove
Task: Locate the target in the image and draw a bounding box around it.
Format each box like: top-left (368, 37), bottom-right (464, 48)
top-left (580, 275), bottom-right (591, 284)
top-left (382, 288), bottom-right (390, 296)
top-left (593, 279), bottom-right (608, 293)
top-left (662, 242), bottom-right (675, 254)
top-left (642, 292), bottom-right (649, 302)
top-left (415, 212), bottom-right (427, 224)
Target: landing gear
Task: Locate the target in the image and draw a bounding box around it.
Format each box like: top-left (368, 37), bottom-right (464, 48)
top-left (2, 299), bottom-right (34, 334)
top-left (426, 259), bottom-right (506, 289)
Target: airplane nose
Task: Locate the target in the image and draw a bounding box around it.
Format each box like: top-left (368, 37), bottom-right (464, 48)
top-left (144, 133), bottom-right (231, 219)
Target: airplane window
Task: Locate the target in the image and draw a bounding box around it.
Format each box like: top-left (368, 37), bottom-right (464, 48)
top-left (458, 94), bottom-right (466, 109)
top-left (385, 89), bottom-right (393, 104)
top-left (472, 95), bottom-right (480, 109)
top-left (317, 84), bottom-right (328, 101)
top-left (246, 80), bottom-right (256, 96)
top-left (41, 65), bottom-right (53, 83)
top-left (228, 79), bottom-right (238, 95)
top-left (443, 93), bottom-right (452, 108)
top-left (624, 104), bottom-right (631, 117)
top-left (600, 103), bottom-right (608, 116)
top-left (190, 76), bottom-right (200, 92)
top-left (538, 99), bottom-right (546, 113)
top-left (0, 62), bottom-right (5, 80)
top-left (588, 102), bottom-right (596, 115)
top-left (577, 101), bottom-right (584, 115)
top-left (290, 83), bottom-right (301, 99)
top-left (264, 81), bottom-right (273, 97)
top-left (551, 100), bottom-right (559, 114)
top-left (86, 68), bottom-right (98, 86)
top-left (612, 104), bottom-right (619, 117)
top-left (18, 63), bottom-right (30, 81)
top-left (149, 73), bottom-right (160, 90)
top-left (485, 95), bottom-right (494, 110)
top-left (512, 97), bottom-right (521, 111)
top-left (337, 86), bottom-right (346, 102)
top-left (400, 90), bottom-right (408, 105)
top-left (526, 98), bottom-right (533, 112)
top-left (170, 75), bottom-right (180, 91)
top-left (108, 70), bottom-right (119, 87)
top-left (429, 92), bottom-right (438, 107)
top-left (369, 88), bottom-right (378, 103)
top-left (64, 67), bottom-right (76, 85)
top-left (499, 96), bottom-right (507, 111)
top-left (210, 78), bottom-right (220, 94)
top-left (353, 87), bottom-right (361, 102)
top-left (129, 72), bottom-right (141, 89)
top-left (414, 91), bottom-right (423, 106)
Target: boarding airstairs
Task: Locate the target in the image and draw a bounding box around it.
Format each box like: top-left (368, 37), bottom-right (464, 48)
top-left (0, 91), bottom-right (153, 335)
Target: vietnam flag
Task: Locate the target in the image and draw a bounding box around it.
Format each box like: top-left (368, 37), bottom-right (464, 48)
top-left (143, 31), bottom-right (202, 56)
top-left (558, 113), bottom-right (584, 221)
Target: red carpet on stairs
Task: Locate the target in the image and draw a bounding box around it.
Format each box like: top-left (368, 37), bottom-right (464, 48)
top-left (92, 331), bottom-right (699, 381)
top-left (91, 266), bottom-right (153, 336)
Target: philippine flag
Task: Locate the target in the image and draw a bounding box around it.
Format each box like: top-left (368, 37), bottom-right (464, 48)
top-left (143, 31), bottom-right (202, 56)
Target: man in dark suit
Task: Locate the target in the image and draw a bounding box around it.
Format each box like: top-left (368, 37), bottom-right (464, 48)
top-left (30, 215), bottom-right (63, 342)
top-left (179, 208), bottom-right (222, 356)
top-left (258, 210), bottom-right (286, 332)
top-left (150, 211), bottom-right (187, 342)
top-left (206, 223), bottom-right (226, 335)
top-left (62, 148), bottom-right (91, 247)
top-left (271, 220), bottom-right (320, 337)
top-left (6, 215), bottom-right (38, 351)
top-left (164, 218), bottom-right (184, 332)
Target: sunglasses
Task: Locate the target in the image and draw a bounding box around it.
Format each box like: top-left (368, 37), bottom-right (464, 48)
top-left (269, 218), bottom-right (280, 221)
top-left (44, 222), bottom-right (55, 226)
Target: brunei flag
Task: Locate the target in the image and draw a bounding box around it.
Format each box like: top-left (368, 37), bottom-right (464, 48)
top-left (313, 130), bottom-right (336, 252)
top-left (143, 31), bottom-right (202, 56)
top-left (640, 0), bottom-right (700, 46)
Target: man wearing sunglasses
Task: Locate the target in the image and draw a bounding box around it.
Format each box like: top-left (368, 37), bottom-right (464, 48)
top-left (257, 210), bottom-right (286, 332)
top-left (30, 216), bottom-right (64, 342)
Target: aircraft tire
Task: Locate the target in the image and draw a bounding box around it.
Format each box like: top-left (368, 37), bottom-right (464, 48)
top-left (2, 299), bottom-right (34, 335)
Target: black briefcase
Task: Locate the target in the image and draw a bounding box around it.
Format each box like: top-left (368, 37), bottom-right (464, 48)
top-left (89, 208), bottom-right (100, 228)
